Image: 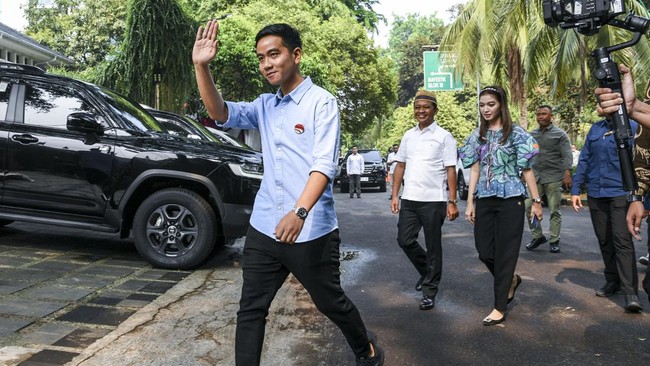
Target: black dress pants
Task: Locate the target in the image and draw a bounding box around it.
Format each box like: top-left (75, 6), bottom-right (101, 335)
top-left (474, 197), bottom-right (525, 312)
top-left (349, 174), bottom-right (361, 197)
top-left (587, 196), bottom-right (638, 295)
top-left (396, 199), bottom-right (446, 297)
top-left (235, 227), bottom-right (370, 365)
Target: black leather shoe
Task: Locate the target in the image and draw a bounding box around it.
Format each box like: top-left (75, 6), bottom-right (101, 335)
top-left (415, 277), bottom-right (424, 291)
top-left (482, 315), bottom-right (506, 326)
top-left (596, 282), bottom-right (621, 297)
top-left (525, 235), bottom-right (547, 250)
top-left (419, 295), bottom-right (434, 310)
top-left (549, 242), bottom-right (560, 253)
top-left (625, 294), bottom-right (643, 313)
top-left (507, 275), bottom-right (522, 304)
top-left (356, 339), bottom-right (384, 366)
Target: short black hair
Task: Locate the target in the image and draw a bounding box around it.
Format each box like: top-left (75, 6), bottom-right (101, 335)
top-left (255, 23), bottom-right (302, 52)
top-left (537, 105), bottom-right (553, 112)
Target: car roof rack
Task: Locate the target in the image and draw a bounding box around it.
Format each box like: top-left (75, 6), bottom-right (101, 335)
top-left (0, 61), bottom-right (45, 74)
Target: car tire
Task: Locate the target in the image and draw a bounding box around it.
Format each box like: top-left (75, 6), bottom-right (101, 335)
top-left (457, 170), bottom-right (469, 200)
top-left (379, 180), bottom-right (387, 192)
top-left (340, 184), bottom-right (349, 193)
top-left (133, 188), bottom-right (217, 269)
top-left (0, 219), bottom-right (14, 227)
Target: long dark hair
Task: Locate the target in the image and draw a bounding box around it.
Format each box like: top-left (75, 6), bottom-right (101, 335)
top-left (479, 85), bottom-right (513, 144)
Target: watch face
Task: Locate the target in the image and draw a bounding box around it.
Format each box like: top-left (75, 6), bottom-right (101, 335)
top-left (295, 207), bottom-right (308, 219)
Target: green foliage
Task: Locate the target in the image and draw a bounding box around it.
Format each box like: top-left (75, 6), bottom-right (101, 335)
top-left (24, 0), bottom-right (127, 68)
top-left (205, 0), bottom-right (396, 136)
top-left (375, 91), bottom-right (478, 153)
top-left (97, 0), bottom-right (196, 111)
top-left (387, 14), bottom-right (447, 106)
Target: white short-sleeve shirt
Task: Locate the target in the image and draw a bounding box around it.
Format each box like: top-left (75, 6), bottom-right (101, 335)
top-left (395, 122), bottom-right (457, 202)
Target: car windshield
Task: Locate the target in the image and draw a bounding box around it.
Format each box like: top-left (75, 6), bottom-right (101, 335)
top-left (96, 86), bottom-right (164, 133)
top-left (360, 150), bottom-right (382, 162)
top-left (344, 150), bottom-right (382, 162)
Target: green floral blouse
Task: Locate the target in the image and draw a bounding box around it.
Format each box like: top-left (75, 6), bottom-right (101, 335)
top-left (459, 126), bottom-right (538, 199)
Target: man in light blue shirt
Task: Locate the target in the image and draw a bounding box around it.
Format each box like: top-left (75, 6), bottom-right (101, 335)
top-left (193, 22), bottom-right (383, 366)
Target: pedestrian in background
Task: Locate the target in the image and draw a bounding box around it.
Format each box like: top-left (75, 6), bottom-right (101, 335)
top-left (193, 20), bottom-right (383, 365)
top-left (570, 117), bottom-right (642, 313)
top-left (459, 85), bottom-right (541, 326)
top-left (347, 146), bottom-right (364, 198)
top-left (390, 90), bottom-right (458, 311)
top-left (524, 105), bottom-right (573, 254)
top-left (386, 144), bottom-right (399, 200)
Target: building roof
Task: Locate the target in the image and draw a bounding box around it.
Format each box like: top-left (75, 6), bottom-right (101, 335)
top-left (0, 21), bottom-right (73, 67)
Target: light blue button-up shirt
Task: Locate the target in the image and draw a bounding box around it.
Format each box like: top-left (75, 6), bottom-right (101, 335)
top-left (223, 77), bottom-right (340, 242)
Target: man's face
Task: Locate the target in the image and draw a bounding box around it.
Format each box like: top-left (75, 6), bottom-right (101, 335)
top-left (256, 35), bottom-right (301, 86)
top-left (414, 100), bottom-right (437, 125)
top-left (352, 147), bottom-right (358, 154)
top-left (536, 107), bottom-right (553, 128)
top-left (392, 145), bottom-right (398, 152)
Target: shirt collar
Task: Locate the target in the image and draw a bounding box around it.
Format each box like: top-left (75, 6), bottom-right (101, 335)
top-left (274, 77), bottom-right (313, 105)
top-left (415, 121), bottom-right (437, 133)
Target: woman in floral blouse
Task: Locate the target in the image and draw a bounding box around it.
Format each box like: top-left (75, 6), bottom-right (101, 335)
top-left (459, 85), bottom-right (542, 326)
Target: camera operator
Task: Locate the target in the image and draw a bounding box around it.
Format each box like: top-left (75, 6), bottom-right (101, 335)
top-left (596, 64), bottom-right (650, 305)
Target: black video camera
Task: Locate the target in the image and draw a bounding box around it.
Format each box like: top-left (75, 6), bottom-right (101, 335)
top-left (542, 0), bottom-right (650, 192)
top-left (543, 0), bottom-right (626, 35)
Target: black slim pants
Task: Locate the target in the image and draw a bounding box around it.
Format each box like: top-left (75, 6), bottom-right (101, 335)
top-left (349, 174), bottom-right (362, 197)
top-left (587, 196), bottom-right (638, 295)
top-left (396, 199), bottom-right (446, 297)
top-left (235, 227), bottom-right (370, 365)
top-left (474, 197), bottom-right (525, 312)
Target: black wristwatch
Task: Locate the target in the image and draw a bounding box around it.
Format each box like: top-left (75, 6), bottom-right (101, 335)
top-left (532, 196), bottom-right (542, 204)
top-left (448, 199), bottom-right (458, 205)
top-left (292, 206), bottom-right (308, 220)
top-left (627, 194), bottom-right (645, 203)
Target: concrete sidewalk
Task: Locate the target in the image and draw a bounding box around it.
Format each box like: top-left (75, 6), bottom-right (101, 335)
top-left (61, 240), bottom-right (343, 366)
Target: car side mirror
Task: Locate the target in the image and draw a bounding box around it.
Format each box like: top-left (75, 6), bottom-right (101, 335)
top-left (67, 112), bottom-right (104, 136)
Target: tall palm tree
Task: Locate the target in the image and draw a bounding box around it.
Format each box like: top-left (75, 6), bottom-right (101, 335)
top-left (442, 0), bottom-right (650, 129)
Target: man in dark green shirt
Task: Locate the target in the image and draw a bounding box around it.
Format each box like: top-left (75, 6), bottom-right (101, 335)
top-left (525, 105), bottom-right (573, 253)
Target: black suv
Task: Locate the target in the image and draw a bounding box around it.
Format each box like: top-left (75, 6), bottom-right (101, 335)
top-left (0, 62), bottom-right (263, 269)
top-left (339, 149), bottom-right (387, 193)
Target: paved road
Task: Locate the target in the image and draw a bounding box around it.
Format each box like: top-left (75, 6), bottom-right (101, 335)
top-left (1, 188), bottom-right (649, 365)
top-left (326, 188), bottom-right (650, 365)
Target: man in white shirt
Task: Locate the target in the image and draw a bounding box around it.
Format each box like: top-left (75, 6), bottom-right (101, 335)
top-left (387, 144), bottom-right (399, 199)
top-left (347, 146), bottom-right (365, 198)
top-left (390, 90), bottom-right (459, 310)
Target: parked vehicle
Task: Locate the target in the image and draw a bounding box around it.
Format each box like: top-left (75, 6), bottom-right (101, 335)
top-left (145, 108), bottom-right (254, 150)
top-left (457, 157), bottom-right (471, 200)
top-left (0, 61), bottom-right (263, 269)
top-left (338, 149), bottom-right (387, 193)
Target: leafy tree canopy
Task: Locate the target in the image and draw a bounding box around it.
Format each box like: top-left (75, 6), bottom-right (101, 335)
top-left (24, 0), bottom-right (127, 68)
top-left (206, 0), bottom-right (396, 136)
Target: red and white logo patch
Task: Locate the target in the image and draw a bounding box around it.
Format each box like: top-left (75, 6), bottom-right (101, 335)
top-left (294, 123), bottom-right (304, 134)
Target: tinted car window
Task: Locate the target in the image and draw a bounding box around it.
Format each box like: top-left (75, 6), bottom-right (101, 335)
top-left (0, 80), bottom-right (11, 120)
top-left (24, 82), bottom-right (96, 129)
top-left (361, 150), bottom-right (382, 162)
top-left (98, 87), bottom-right (163, 133)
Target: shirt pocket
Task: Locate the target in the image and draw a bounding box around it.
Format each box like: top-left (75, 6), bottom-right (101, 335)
top-left (414, 135), bottom-right (444, 163)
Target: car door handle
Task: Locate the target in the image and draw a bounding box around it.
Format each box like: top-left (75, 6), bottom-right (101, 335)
top-left (11, 134), bottom-right (39, 144)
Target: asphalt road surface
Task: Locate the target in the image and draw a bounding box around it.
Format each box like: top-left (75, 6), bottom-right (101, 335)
top-left (324, 187), bottom-right (650, 365)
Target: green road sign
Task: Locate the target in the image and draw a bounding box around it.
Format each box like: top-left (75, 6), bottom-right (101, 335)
top-left (423, 51), bottom-right (464, 91)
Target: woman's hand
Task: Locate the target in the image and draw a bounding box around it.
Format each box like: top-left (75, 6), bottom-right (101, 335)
top-left (465, 203), bottom-right (475, 225)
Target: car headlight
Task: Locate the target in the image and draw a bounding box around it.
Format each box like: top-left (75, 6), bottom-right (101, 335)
top-left (229, 163), bottom-right (263, 179)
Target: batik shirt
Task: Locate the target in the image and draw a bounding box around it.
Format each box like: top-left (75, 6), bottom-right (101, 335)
top-left (459, 126), bottom-right (538, 199)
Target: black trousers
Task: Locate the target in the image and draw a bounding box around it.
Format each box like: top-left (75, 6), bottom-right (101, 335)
top-left (235, 227), bottom-right (370, 365)
top-left (349, 174), bottom-right (361, 197)
top-left (474, 197), bottom-right (525, 312)
top-left (587, 196), bottom-right (638, 295)
top-left (397, 199), bottom-right (446, 297)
